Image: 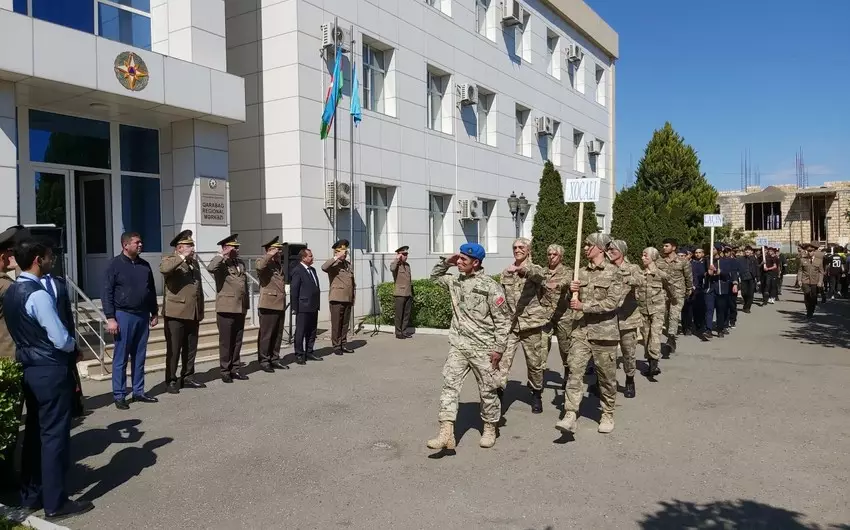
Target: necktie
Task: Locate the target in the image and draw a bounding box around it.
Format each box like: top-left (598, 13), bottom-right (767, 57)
top-left (309, 267), bottom-right (318, 286)
top-left (42, 276), bottom-right (56, 302)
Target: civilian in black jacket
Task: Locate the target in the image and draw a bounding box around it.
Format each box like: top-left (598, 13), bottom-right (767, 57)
top-left (738, 246), bottom-right (760, 313)
top-left (289, 248), bottom-right (321, 365)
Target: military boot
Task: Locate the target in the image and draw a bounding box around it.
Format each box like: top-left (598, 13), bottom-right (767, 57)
top-left (479, 422), bottom-right (497, 448)
top-left (426, 421), bottom-right (456, 450)
top-left (555, 411), bottom-right (577, 434)
top-left (649, 359), bottom-right (661, 377)
top-left (598, 413), bottom-right (614, 434)
top-left (530, 387), bottom-right (543, 414)
top-left (624, 376), bottom-right (636, 398)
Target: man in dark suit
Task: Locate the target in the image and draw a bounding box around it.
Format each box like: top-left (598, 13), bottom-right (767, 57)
top-left (40, 271), bottom-right (85, 418)
top-left (290, 248), bottom-right (321, 365)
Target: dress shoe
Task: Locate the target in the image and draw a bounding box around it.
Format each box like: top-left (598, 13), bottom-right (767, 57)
top-left (114, 399), bottom-right (130, 410)
top-left (221, 374), bottom-right (233, 383)
top-left (270, 361), bottom-right (289, 370)
top-left (231, 372), bottom-right (249, 381)
top-left (334, 349), bottom-right (344, 356)
top-left (403, 333), bottom-right (414, 339)
top-left (260, 365), bottom-right (275, 373)
top-left (295, 354), bottom-right (306, 365)
top-left (341, 346), bottom-right (354, 353)
top-left (395, 334), bottom-right (406, 339)
top-left (132, 394), bottom-right (158, 404)
top-left (166, 382), bottom-right (180, 394)
top-left (305, 352), bottom-right (323, 361)
top-left (45, 500), bottom-right (94, 521)
top-left (181, 377), bottom-right (206, 389)
top-left (624, 376), bottom-right (636, 398)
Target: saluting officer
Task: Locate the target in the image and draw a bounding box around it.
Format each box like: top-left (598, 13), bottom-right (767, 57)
top-left (160, 230), bottom-right (206, 394)
top-left (208, 234), bottom-right (249, 383)
top-left (390, 245), bottom-right (413, 339)
top-left (256, 236), bottom-right (289, 372)
top-left (322, 239), bottom-right (356, 355)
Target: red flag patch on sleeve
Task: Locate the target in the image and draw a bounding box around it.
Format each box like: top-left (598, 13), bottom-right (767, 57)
top-left (494, 295), bottom-right (506, 307)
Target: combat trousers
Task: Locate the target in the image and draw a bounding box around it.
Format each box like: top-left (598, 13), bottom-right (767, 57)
top-left (740, 279), bottom-right (755, 311)
top-left (499, 327), bottom-right (548, 391)
top-left (438, 347), bottom-right (501, 424)
top-left (554, 320), bottom-right (572, 368)
top-left (665, 296), bottom-right (685, 337)
top-left (564, 336), bottom-right (617, 417)
top-left (641, 312), bottom-right (664, 360)
top-left (619, 327), bottom-right (638, 377)
top-left (257, 309), bottom-right (285, 367)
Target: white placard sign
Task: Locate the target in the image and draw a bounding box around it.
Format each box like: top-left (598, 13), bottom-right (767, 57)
top-left (199, 176), bottom-right (228, 226)
top-left (755, 237), bottom-right (769, 246)
top-left (703, 214), bottom-right (724, 227)
top-left (564, 178), bottom-right (601, 203)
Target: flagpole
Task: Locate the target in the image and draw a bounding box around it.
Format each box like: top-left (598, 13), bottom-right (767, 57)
top-left (349, 24), bottom-right (356, 334)
top-left (332, 16), bottom-right (339, 240)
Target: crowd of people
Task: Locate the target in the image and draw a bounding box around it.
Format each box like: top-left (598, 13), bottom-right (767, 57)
top-left (424, 234), bottom-right (826, 452)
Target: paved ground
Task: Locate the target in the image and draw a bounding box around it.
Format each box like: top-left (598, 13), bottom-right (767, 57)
top-left (22, 279), bottom-right (850, 529)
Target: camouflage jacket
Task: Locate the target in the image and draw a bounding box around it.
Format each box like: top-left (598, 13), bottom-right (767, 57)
top-left (544, 263), bottom-right (573, 326)
top-left (656, 254), bottom-right (693, 296)
top-left (637, 266), bottom-right (677, 315)
top-left (573, 261), bottom-right (625, 341)
top-left (501, 260), bottom-right (550, 332)
top-left (615, 261), bottom-right (643, 330)
top-left (431, 260), bottom-right (511, 354)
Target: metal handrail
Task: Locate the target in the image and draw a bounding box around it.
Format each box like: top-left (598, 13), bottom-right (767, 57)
top-left (65, 277), bottom-right (110, 374)
top-left (195, 254), bottom-right (262, 327)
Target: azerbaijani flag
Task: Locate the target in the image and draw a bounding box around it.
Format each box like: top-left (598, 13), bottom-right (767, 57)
top-left (320, 46), bottom-right (344, 140)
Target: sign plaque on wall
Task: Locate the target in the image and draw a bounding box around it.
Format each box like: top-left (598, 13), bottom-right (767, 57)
top-left (199, 177), bottom-right (227, 226)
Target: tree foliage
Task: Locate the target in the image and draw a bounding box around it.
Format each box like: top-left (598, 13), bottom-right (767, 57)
top-left (530, 161), bottom-right (598, 267)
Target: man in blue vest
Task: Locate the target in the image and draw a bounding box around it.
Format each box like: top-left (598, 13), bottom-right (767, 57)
top-left (5, 238), bottom-right (94, 521)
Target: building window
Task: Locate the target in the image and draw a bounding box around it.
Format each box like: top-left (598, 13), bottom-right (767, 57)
top-left (427, 67), bottom-right (451, 134)
top-left (569, 52), bottom-right (585, 93)
top-left (538, 118), bottom-right (552, 162)
top-left (515, 12), bottom-right (531, 62)
top-left (477, 91), bottom-right (496, 147)
top-left (120, 125), bottom-right (159, 174)
top-left (122, 175), bottom-right (162, 252)
top-left (479, 199), bottom-right (496, 252)
top-left (32, 0), bottom-right (95, 33)
top-left (29, 110), bottom-right (111, 169)
top-left (515, 105), bottom-right (530, 157)
top-left (595, 64), bottom-right (606, 106)
top-left (429, 193), bottom-right (449, 253)
top-left (546, 30), bottom-right (561, 79)
top-left (98, 0), bottom-right (152, 50)
top-left (573, 129), bottom-right (585, 173)
top-left (13, 0), bottom-right (27, 15)
top-left (365, 185), bottom-right (391, 253)
top-left (425, 0), bottom-right (451, 17)
top-left (745, 202), bottom-right (782, 231)
top-left (596, 213), bottom-right (606, 233)
top-left (589, 139), bottom-right (605, 178)
top-left (552, 121), bottom-right (562, 166)
top-left (363, 42), bottom-right (386, 114)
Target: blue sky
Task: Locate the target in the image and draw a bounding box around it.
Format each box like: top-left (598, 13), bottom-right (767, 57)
top-left (585, 0), bottom-right (850, 192)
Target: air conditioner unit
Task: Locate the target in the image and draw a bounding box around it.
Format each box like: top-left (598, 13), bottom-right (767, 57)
top-left (566, 44), bottom-right (584, 64)
top-left (458, 199), bottom-right (481, 221)
top-left (468, 199), bottom-right (482, 220)
top-left (536, 116), bottom-right (553, 136)
top-left (320, 22), bottom-right (352, 52)
top-left (325, 181), bottom-right (353, 210)
top-left (502, 0), bottom-right (522, 26)
top-left (587, 140), bottom-right (602, 156)
top-left (456, 83), bottom-right (478, 106)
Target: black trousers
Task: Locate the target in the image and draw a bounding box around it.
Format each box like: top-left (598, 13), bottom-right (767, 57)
top-left (294, 311), bottom-right (318, 354)
top-left (329, 302), bottom-right (352, 348)
top-left (740, 279), bottom-right (755, 311)
top-left (728, 291), bottom-right (738, 325)
top-left (164, 317), bottom-right (199, 384)
top-left (257, 309), bottom-right (284, 366)
top-left (704, 291), bottom-right (727, 332)
top-left (394, 296), bottom-right (412, 335)
top-left (217, 312), bottom-right (245, 375)
top-left (691, 291), bottom-right (706, 332)
top-left (20, 365), bottom-right (72, 513)
top-left (826, 275), bottom-right (840, 298)
top-left (802, 284), bottom-right (818, 316)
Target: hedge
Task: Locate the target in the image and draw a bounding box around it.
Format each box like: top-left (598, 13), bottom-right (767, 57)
top-left (0, 358), bottom-right (22, 461)
top-left (377, 275), bottom-right (501, 330)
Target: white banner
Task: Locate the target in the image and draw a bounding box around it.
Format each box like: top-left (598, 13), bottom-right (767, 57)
top-left (755, 237), bottom-right (768, 246)
top-left (703, 214), bottom-right (724, 227)
top-left (564, 178), bottom-right (601, 203)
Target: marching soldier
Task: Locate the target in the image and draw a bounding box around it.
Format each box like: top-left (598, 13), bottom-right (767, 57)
top-left (636, 247), bottom-right (677, 378)
top-left (160, 230), bottom-right (206, 394)
top-left (322, 239), bottom-right (356, 355)
top-left (656, 238), bottom-right (693, 354)
top-left (690, 247), bottom-right (708, 336)
top-left (739, 245), bottom-right (760, 313)
top-left (499, 238), bottom-right (550, 414)
top-left (543, 245), bottom-right (573, 392)
top-left (426, 243), bottom-right (510, 450)
top-left (606, 239), bottom-right (641, 398)
top-left (390, 245), bottom-right (413, 339)
top-left (704, 243), bottom-right (731, 338)
top-left (797, 242), bottom-right (824, 319)
top-left (555, 233), bottom-right (625, 436)
top-left (256, 237), bottom-right (289, 372)
top-left (208, 234), bottom-right (249, 383)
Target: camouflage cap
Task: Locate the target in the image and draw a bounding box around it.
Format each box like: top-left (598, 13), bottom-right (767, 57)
top-left (609, 239), bottom-right (628, 255)
top-left (585, 233), bottom-right (612, 250)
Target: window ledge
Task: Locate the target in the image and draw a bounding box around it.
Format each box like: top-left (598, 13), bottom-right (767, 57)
top-left (425, 128), bottom-right (455, 140)
top-left (363, 108), bottom-right (398, 121)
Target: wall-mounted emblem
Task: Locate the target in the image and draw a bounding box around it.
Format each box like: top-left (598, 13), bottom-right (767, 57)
top-left (114, 52), bottom-right (149, 91)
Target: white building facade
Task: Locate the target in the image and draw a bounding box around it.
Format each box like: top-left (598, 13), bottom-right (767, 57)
top-left (225, 0), bottom-right (618, 318)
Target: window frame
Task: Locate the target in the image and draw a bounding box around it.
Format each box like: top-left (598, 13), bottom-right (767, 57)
top-left (362, 42), bottom-right (387, 114)
top-left (744, 202), bottom-right (783, 231)
top-left (429, 193), bottom-right (448, 254)
top-left (365, 184), bottom-right (391, 253)
top-left (426, 69), bottom-right (448, 132)
top-left (95, 0), bottom-right (153, 50)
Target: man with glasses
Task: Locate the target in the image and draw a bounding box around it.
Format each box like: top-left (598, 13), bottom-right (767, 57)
top-left (390, 245), bottom-right (413, 340)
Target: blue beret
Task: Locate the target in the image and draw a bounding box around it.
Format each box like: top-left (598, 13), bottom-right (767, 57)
top-left (459, 242), bottom-right (486, 262)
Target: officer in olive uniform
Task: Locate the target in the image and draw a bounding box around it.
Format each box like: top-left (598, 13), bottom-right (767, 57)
top-left (207, 234), bottom-right (249, 383)
top-left (390, 245), bottom-right (413, 339)
top-left (322, 239), bottom-right (356, 355)
top-left (160, 230), bottom-right (206, 394)
top-left (256, 236), bottom-right (289, 372)
top-left (0, 225), bottom-right (25, 359)
top-left (797, 242), bottom-right (824, 318)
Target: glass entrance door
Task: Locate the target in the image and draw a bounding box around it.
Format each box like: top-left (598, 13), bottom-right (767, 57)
top-left (77, 173), bottom-right (113, 299)
top-left (33, 168), bottom-right (73, 279)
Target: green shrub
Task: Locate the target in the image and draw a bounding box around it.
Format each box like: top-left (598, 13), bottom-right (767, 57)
top-left (781, 254), bottom-right (799, 275)
top-left (376, 274), bottom-right (503, 329)
top-left (0, 358), bottom-right (22, 460)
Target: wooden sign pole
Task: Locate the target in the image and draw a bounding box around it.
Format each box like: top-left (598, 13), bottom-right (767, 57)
top-left (572, 202), bottom-right (584, 301)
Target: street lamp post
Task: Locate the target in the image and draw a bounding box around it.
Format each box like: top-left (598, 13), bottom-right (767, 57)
top-left (507, 191), bottom-right (530, 238)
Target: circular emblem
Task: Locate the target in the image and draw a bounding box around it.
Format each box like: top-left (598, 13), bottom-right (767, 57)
top-left (114, 52), bottom-right (149, 92)
top-left (208, 179), bottom-right (218, 189)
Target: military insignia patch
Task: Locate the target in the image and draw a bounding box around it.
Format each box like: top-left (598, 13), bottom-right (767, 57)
top-left (114, 51), bottom-right (149, 92)
top-left (494, 295), bottom-right (505, 307)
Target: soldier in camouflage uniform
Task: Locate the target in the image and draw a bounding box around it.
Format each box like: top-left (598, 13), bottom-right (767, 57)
top-left (606, 239), bottom-right (642, 399)
top-left (655, 238), bottom-right (693, 354)
top-left (638, 247), bottom-right (677, 378)
top-left (499, 238), bottom-right (551, 414)
top-left (427, 243), bottom-right (510, 450)
top-left (555, 233), bottom-right (626, 435)
top-left (542, 244), bottom-right (573, 392)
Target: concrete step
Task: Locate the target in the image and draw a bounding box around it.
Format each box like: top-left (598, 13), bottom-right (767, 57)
top-left (78, 325), bottom-right (261, 380)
